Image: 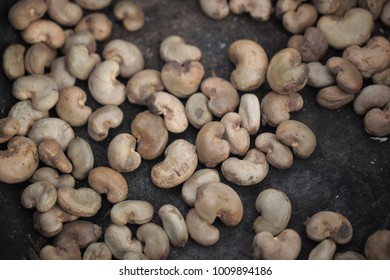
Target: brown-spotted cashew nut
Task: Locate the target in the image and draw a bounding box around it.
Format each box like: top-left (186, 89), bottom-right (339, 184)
top-left (221, 112), bottom-right (250, 156)
top-left (46, 0), bottom-right (83, 27)
top-left (0, 136), bottom-right (39, 184)
top-left (55, 86), bottom-right (92, 127)
top-left (110, 200), bottom-right (154, 226)
top-left (75, 13), bottom-right (113, 41)
top-left (65, 45), bottom-right (101, 81)
top-left (74, 0), bottom-right (112, 10)
top-left (253, 188), bottom-right (292, 235)
top-left (31, 167), bottom-right (75, 189)
top-left (353, 84), bottom-right (390, 115)
top-left (39, 242), bottom-right (81, 260)
top-left (28, 117), bottom-right (75, 150)
top-left (287, 27), bottom-right (328, 62)
top-left (160, 35), bottom-right (202, 64)
top-left (282, 3), bottom-right (318, 34)
top-left (266, 48), bottom-right (309, 95)
top-left (185, 92), bottom-right (213, 129)
top-left (221, 149), bottom-right (269, 186)
top-left (113, 0), bottom-right (144, 32)
top-left (151, 139), bottom-right (198, 188)
top-left (47, 57), bottom-right (76, 91)
top-left (182, 169), bottom-right (220, 207)
top-left (87, 105), bottom-right (124, 142)
top-left (311, 0), bottom-right (341, 14)
top-left (364, 229), bottom-right (390, 259)
top-left (88, 60), bottom-right (126, 105)
top-left (2, 44), bottom-right (26, 80)
top-left (373, 68), bottom-right (390, 86)
top-left (238, 93), bottom-right (261, 135)
top-left (38, 138), bottom-right (73, 174)
top-left (126, 69), bottom-right (164, 105)
top-left (103, 39), bottom-right (144, 78)
top-left (57, 186), bottom-right (102, 217)
top-left (12, 74), bottom-right (59, 111)
top-left (67, 137), bottom-right (94, 180)
top-left (21, 19), bottom-right (65, 49)
top-left (316, 85), bottom-right (356, 110)
top-left (381, 0), bottom-right (390, 26)
top-left (307, 62), bottom-right (336, 88)
top-left (255, 133), bottom-right (294, 170)
top-left (364, 102), bottom-right (390, 136)
top-left (0, 117), bottom-right (20, 144)
top-left (131, 110), bottom-right (168, 160)
top-left (275, 0), bottom-right (306, 18)
top-left (305, 211), bottom-right (353, 245)
top-left (33, 204), bottom-right (79, 237)
top-left (88, 166), bottom-right (128, 204)
top-left (276, 120), bottom-right (317, 159)
top-left (186, 208), bottom-right (220, 246)
top-left (83, 242), bottom-right (112, 260)
top-left (62, 30), bottom-right (97, 54)
top-left (8, 0), bottom-right (47, 30)
top-left (136, 223), bottom-right (170, 260)
top-left (253, 229), bottom-right (301, 260)
top-left (194, 182), bottom-right (243, 226)
top-left (308, 239), bottom-right (337, 260)
top-left (195, 121), bottom-right (231, 167)
top-left (326, 57), bottom-right (363, 94)
top-left (317, 8), bottom-right (374, 50)
top-left (158, 204), bottom-right (189, 248)
top-left (228, 39), bottom-right (268, 91)
top-left (107, 133), bottom-right (141, 173)
top-left (147, 91), bottom-right (188, 133)
top-left (21, 181), bottom-right (57, 213)
top-left (201, 77), bottom-right (240, 117)
top-left (199, 0), bottom-right (229, 20)
top-left (229, 0), bottom-right (273, 21)
top-left (161, 61), bottom-right (205, 98)
top-left (334, 250), bottom-right (366, 260)
top-left (343, 36), bottom-right (390, 79)
top-left (260, 91), bottom-right (304, 127)
top-left (24, 43), bottom-right (56, 75)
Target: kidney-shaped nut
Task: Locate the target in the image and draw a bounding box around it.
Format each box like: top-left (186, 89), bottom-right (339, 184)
top-left (364, 102), bottom-right (390, 136)
top-left (151, 139), bottom-right (198, 188)
top-left (199, 0), bottom-right (229, 19)
top-left (147, 91), bottom-right (188, 133)
top-left (221, 149), bottom-right (269, 186)
top-left (0, 117), bottom-right (20, 144)
top-left (12, 74), bottom-right (59, 112)
top-left (261, 91), bottom-right (304, 127)
top-left (110, 200), bottom-right (154, 226)
top-left (283, 3), bottom-right (318, 34)
top-left (316, 85), bottom-right (356, 109)
top-left (275, 0), bottom-right (306, 18)
top-left (8, 0), bottom-right (47, 29)
top-left (158, 204), bottom-right (188, 248)
top-left (255, 133), bottom-right (294, 170)
top-left (308, 239), bottom-right (337, 260)
top-left (160, 35), bottom-right (201, 64)
top-left (182, 169), bottom-right (220, 207)
top-left (221, 112), bottom-right (250, 156)
top-left (39, 242), bottom-right (81, 260)
top-left (131, 111), bottom-right (168, 160)
top-left (201, 77), bottom-right (240, 117)
top-left (39, 138), bottom-right (73, 174)
top-left (2, 44), bottom-right (26, 80)
top-left (326, 57), bottom-right (363, 94)
top-left (114, 0), bottom-right (144, 32)
top-left (48, 57), bottom-right (76, 91)
top-left (67, 137), bottom-right (94, 180)
top-left (108, 133), bottom-right (141, 173)
top-left (0, 136), bottom-right (39, 184)
top-left (195, 182), bottom-right (243, 226)
top-left (75, 13), bottom-right (112, 41)
top-left (317, 8), bottom-right (374, 50)
top-left (83, 242), bottom-right (112, 260)
top-left (229, 0), bottom-right (273, 21)
top-left (136, 223), bottom-right (170, 260)
top-left (195, 121), bottom-right (231, 167)
top-left (307, 62), bottom-right (336, 88)
top-left (57, 186), bottom-right (102, 217)
top-left (267, 48), bottom-right (309, 94)
top-left (364, 229), bottom-right (390, 260)
top-left (65, 45), bottom-right (101, 81)
top-left (103, 39), bottom-right (144, 78)
top-left (88, 166), bottom-right (128, 204)
top-left (88, 105), bottom-right (124, 142)
top-left (373, 68), bottom-right (390, 86)
top-left (24, 43), bottom-right (56, 75)
top-left (229, 39), bottom-right (268, 91)
top-left (305, 211), bottom-right (353, 245)
top-left (334, 250), bottom-right (365, 260)
top-left (161, 61), bottom-right (205, 98)
top-left (46, 0), bottom-right (83, 27)
top-left (21, 181), bottom-right (57, 212)
top-left (238, 93), bottom-right (261, 135)
top-left (359, 0), bottom-right (386, 19)
top-left (353, 84), bottom-right (390, 115)
top-left (126, 69), bottom-right (164, 105)
top-left (253, 229), bottom-right (301, 260)
top-left (74, 0), bottom-right (111, 10)
top-left (276, 120), bottom-right (316, 159)
top-left (186, 208), bottom-right (220, 246)
top-left (311, 0), bottom-right (341, 14)
top-left (381, 0), bottom-right (390, 26)
top-left (21, 19), bottom-right (65, 49)
top-left (63, 30), bottom-right (97, 54)
top-left (28, 117), bottom-right (75, 150)
top-left (185, 92), bottom-right (213, 129)
top-left (31, 167), bottom-right (75, 189)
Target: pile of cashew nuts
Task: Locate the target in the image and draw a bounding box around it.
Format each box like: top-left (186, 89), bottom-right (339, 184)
top-left (1, 0), bottom-right (390, 260)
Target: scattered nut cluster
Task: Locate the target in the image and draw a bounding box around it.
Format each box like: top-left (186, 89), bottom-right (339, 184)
top-left (0, 0), bottom-right (389, 260)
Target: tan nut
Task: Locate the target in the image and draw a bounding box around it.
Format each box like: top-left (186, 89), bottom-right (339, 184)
top-left (31, 167), bottom-right (75, 189)
top-left (21, 181), bottom-right (57, 212)
top-left (21, 19), bottom-right (65, 49)
top-left (110, 200), bottom-right (154, 226)
top-left (107, 133), bottom-right (141, 173)
top-left (373, 68), bottom-right (390, 86)
top-left (87, 105), bottom-right (124, 142)
top-left (307, 62), bottom-right (336, 88)
top-left (39, 138), bottom-right (73, 174)
top-left (221, 112), bottom-right (250, 156)
top-left (238, 93), bottom-right (261, 135)
top-left (158, 204), bottom-right (188, 248)
top-left (364, 102), bottom-right (390, 136)
top-left (57, 186), bottom-right (102, 217)
top-left (316, 85), bottom-right (356, 109)
top-left (62, 30), bottom-right (97, 54)
top-left (67, 137), bottom-right (94, 180)
top-left (0, 117), bottom-right (20, 144)
top-left (65, 45), bottom-right (101, 80)
top-left (114, 0), bottom-right (145, 32)
top-left (326, 57), bottom-right (363, 94)
top-left (199, 0), bottom-right (229, 19)
top-left (46, 0), bottom-right (83, 27)
top-left (229, 0), bottom-right (273, 21)
top-left (333, 0), bottom-right (358, 16)
top-left (160, 35), bottom-right (201, 64)
top-left (2, 44), bottom-right (26, 80)
top-left (136, 223), bottom-right (170, 260)
top-left (275, 0), bottom-right (305, 18)
top-left (283, 3), bottom-right (318, 34)
top-left (39, 242), bottom-right (81, 260)
top-left (83, 242), bottom-right (112, 260)
top-left (358, 0), bottom-right (386, 19)
top-left (186, 208), bottom-right (220, 246)
top-left (75, 13), bottom-right (113, 41)
top-left (353, 84), bottom-right (390, 115)
top-left (381, 0), bottom-right (390, 26)
top-left (185, 92), bottom-right (213, 129)
top-left (47, 57), bottom-right (76, 91)
top-left (364, 229), bottom-right (390, 259)
top-left (308, 239), bottom-right (337, 260)
top-left (126, 69), bottom-right (164, 105)
top-left (8, 0), bottom-right (47, 30)
top-left (74, 0), bottom-right (112, 10)
top-left (312, 0), bottom-right (341, 14)
top-left (334, 250), bottom-right (365, 260)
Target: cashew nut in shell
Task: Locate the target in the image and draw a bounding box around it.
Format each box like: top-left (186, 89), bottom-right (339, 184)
top-left (2, 44), bottom-right (26, 80)
top-left (364, 102), bottom-right (390, 136)
top-left (353, 84), bottom-right (390, 115)
top-left (38, 138), bottom-right (73, 174)
top-left (67, 137), bottom-right (94, 180)
top-left (160, 35), bottom-right (201, 64)
top-left (282, 3), bottom-right (318, 34)
top-left (83, 242), bottom-right (112, 260)
top-left (199, 0), bottom-right (229, 20)
top-left (158, 204), bottom-right (188, 248)
top-left (317, 85), bottom-right (356, 110)
top-left (31, 167), bottom-right (75, 189)
top-left (185, 92), bottom-right (213, 129)
top-left (65, 45), bottom-right (101, 80)
top-left (126, 69), bottom-right (164, 105)
top-left (87, 105), bottom-right (124, 142)
top-left (364, 229), bottom-right (390, 259)
top-left (238, 93), bottom-right (261, 135)
top-left (136, 223), bottom-right (170, 260)
top-left (334, 250), bottom-right (365, 260)
top-left (307, 62), bottom-right (335, 88)
top-left (21, 19), bottom-right (65, 49)
top-left (46, 0), bottom-right (83, 27)
top-left (75, 13), bottom-right (112, 41)
top-left (47, 57), bottom-right (76, 91)
top-left (221, 112), bottom-right (250, 156)
top-left (8, 0), bottom-right (47, 30)
top-left (229, 0), bottom-right (273, 21)
top-left (110, 200), bottom-right (154, 226)
top-left (0, 117), bottom-right (20, 144)
top-left (74, 0), bottom-right (112, 10)
top-left (21, 181), bottom-right (57, 213)
top-left (107, 133), bottom-right (141, 173)
top-left (57, 186), bottom-right (102, 217)
top-left (186, 208), bottom-right (220, 246)
top-left (113, 0), bottom-right (145, 32)
top-left (308, 239), bottom-right (337, 260)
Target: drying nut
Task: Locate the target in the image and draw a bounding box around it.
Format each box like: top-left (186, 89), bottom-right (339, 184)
top-left (307, 62), bottom-right (336, 88)
top-left (158, 204), bottom-right (189, 248)
top-left (364, 229), bottom-right (390, 259)
top-left (364, 102), bottom-right (390, 136)
top-left (305, 211), bottom-right (353, 244)
top-left (308, 239), bottom-right (337, 260)
top-left (185, 92), bottom-right (213, 129)
top-left (57, 186), bottom-right (102, 217)
top-left (21, 19), bottom-right (65, 49)
top-left (126, 69), bottom-right (164, 105)
top-left (221, 112), bottom-right (250, 156)
top-left (151, 139), bottom-right (198, 188)
top-left (65, 45), bottom-right (101, 80)
top-left (353, 84), bottom-right (390, 115)
top-left (186, 208), bottom-right (220, 246)
top-left (136, 223), bottom-right (170, 260)
top-left (110, 200), bottom-right (154, 226)
top-left (38, 138), bottom-right (73, 174)
top-left (74, 0), bottom-right (112, 10)
top-left (75, 13), bottom-right (113, 41)
top-left (83, 242), bottom-right (112, 260)
top-left (238, 93), bottom-right (261, 135)
top-left (266, 48), bottom-right (309, 94)
top-left (2, 44), bottom-right (26, 79)
top-left (114, 0), bottom-right (144, 32)
top-left (67, 137), bottom-right (94, 180)
top-left (21, 181), bottom-right (57, 212)
top-left (108, 133), bottom-right (141, 173)
top-left (8, 0), bottom-right (47, 30)
top-left (326, 57), bottom-right (363, 94)
top-left (46, 0), bottom-right (83, 27)
top-left (316, 85), bottom-right (356, 109)
top-left (199, 0), bottom-right (229, 19)
top-left (229, 0), bottom-right (273, 21)
top-left (88, 166), bottom-right (128, 204)
top-left (87, 105), bottom-right (124, 142)
top-left (31, 167), bottom-right (75, 189)
top-left (47, 57), bottom-right (76, 91)
top-left (282, 3), bottom-right (318, 34)
top-left (276, 120), bottom-right (317, 159)
top-left (0, 117), bottom-right (20, 144)
top-left (228, 39), bottom-right (268, 91)
top-left (160, 35), bottom-right (201, 64)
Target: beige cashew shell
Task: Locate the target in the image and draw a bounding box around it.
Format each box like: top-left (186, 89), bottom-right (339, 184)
top-left (110, 200), bottom-right (154, 226)
top-left (158, 204), bottom-right (189, 248)
top-left (57, 186), bottom-right (102, 217)
top-left (186, 208), bottom-right (220, 246)
top-left (136, 223), bottom-right (170, 260)
top-left (21, 181), bottom-right (57, 213)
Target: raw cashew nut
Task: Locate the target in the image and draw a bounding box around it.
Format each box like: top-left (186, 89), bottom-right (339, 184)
top-left (113, 0), bottom-right (145, 32)
top-left (364, 102), bottom-right (390, 136)
top-left (8, 0), bottom-right (47, 30)
top-left (67, 137), bottom-right (94, 180)
top-left (305, 211), bottom-right (353, 244)
top-left (228, 39), bottom-right (268, 91)
top-left (364, 229), bottom-right (390, 259)
top-left (326, 57), bottom-right (363, 94)
top-left (47, 57), bottom-right (76, 91)
top-left (186, 208), bottom-right (220, 246)
top-left (83, 242), bottom-right (112, 260)
top-left (39, 242), bottom-right (81, 260)
top-left (312, 0), bottom-right (341, 14)
top-left (38, 138), bottom-right (73, 174)
top-left (359, 0), bottom-right (386, 20)
top-left (353, 84), bottom-right (390, 115)
top-left (107, 133), bottom-right (141, 173)
top-left (24, 43), bottom-right (56, 75)
top-left (381, 0), bottom-right (390, 26)
top-left (136, 223), bottom-right (170, 260)
top-left (57, 186), bottom-right (102, 217)
top-left (373, 68), bottom-right (390, 86)
top-left (221, 112), bottom-right (250, 156)
top-left (307, 62), bottom-right (335, 88)
top-left (62, 30), bottom-right (97, 54)
top-left (31, 167), bottom-right (75, 189)
top-left (21, 19), bottom-right (65, 49)
top-left (110, 200), bottom-right (154, 226)
top-left (253, 188), bottom-right (292, 235)
top-left (21, 181), bottom-right (57, 212)
top-left (229, 0), bottom-right (273, 21)
top-left (194, 182), bottom-right (243, 226)
top-left (88, 166), bottom-right (128, 204)
top-left (317, 85), bottom-right (356, 109)
top-left (0, 117), bottom-right (20, 144)
top-left (185, 92), bottom-right (213, 129)
top-left (221, 149), bottom-right (269, 186)
top-left (87, 105), bottom-right (124, 142)
top-left (199, 0), bottom-right (229, 20)
top-left (334, 251), bottom-right (365, 260)
top-left (2, 44), bottom-right (26, 80)
top-left (74, 0), bottom-right (112, 10)
top-left (46, 0), bottom-right (83, 27)
top-left (151, 139), bottom-right (198, 188)
top-left (238, 93), bottom-right (261, 135)
top-left (75, 13), bottom-right (113, 41)
top-left (126, 69), bottom-right (164, 105)
top-left (65, 45), bottom-right (101, 80)
top-left (282, 3), bottom-right (318, 34)
top-left (0, 136), bottom-right (39, 184)
top-left (160, 35), bottom-right (201, 64)
top-left (308, 239), bottom-right (337, 260)
top-left (158, 204), bottom-right (188, 248)
top-left (275, 0), bottom-right (306, 18)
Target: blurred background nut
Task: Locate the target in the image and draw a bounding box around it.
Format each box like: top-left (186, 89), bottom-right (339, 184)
top-left (21, 19), bottom-right (65, 49)
top-left (74, 0), bottom-right (112, 10)
top-left (114, 0), bottom-right (145, 32)
top-left (282, 3), bottom-right (318, 34)
top-left (160, 35), bottom-right (201, 64)
top-left (67, 137), bottom-right (94, 180)
top-left (75, 13), bottom-right (113, 41)
top-left (2, 44), bottom-right (26, 80)
top-left (8, 0), bottom-right (47, 30)
top-left (46, 0), bottom-right (83, 27)
top-left (229, 0), bottom-right (273, 21)
top-left (126, 69), bottom-right (164, 105)
top-left (199, 0), bottom-right (229, 19)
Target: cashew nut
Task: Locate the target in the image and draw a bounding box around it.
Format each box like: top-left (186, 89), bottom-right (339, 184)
top-left (21, 19), bottom-right (65, 49)
top-left (39, 242), bottom-right (81, 260)
top-left (381, 0), bottom-right (390, 26)
top-left (353, 84), bottom-right (390, 115)
top-left (126, 69), bottom-right (164, 105)
top-left (160, 35), bottom-right (201, 64)
top-left (334, 250), bottom-right (365, 260)
top-left (31, 167), bottom-right (75, 189)
top-left (364, 229), bottom-right (390, 259)
top-left (74, 0), bottom-right (112, 10)
top-left (62, 30), bottom-right (97, 54)
top-left (113, 0), bottom-right (145, 32)
top-left (57, 186), bottom-right (102, 217)
top-left (199, 0), bottom-right (229, 20)
top-left (221, 112), bottom-right (250, 156)
top-left (275, 0), bottom-right (306, 18)
top-left (373, 67), bottom-right (390, 86)
top-left (2, 44), bottom-right (26, 79)
top-left (110, 200), bottom-right (154, 226)
top-left (46, 0), bottom-right (83, 27)
top-left (0, 117), bottom-right (20, 144)
top-left (307, 62), bottom-right (336, 88)
top-left (107, 133), bottom-right (141, 173)
top-left (282, 3), bottom-right (318, 34)
top-left (238, 93), bottom-right (261, 135)
top-left (185, 92), bottom-right (213, 129)
top-left (21, 181), bottom-right (57, 212)
top-left (75, 13), bottom-right (113, 41)
top-left (8, 0), bottom-right (47, 30)
top-left (158, 204), bottom-right (188, 248)
top-left (312, 0), bottom-right (341, 14)
top-left (308, 239), bottom-right (337, 260)
top-left (83, 242), bottom-right (112, 260)
top-left (136, 223), bottom-right (170, 260)
top-left (38, 138), bottom-right (73, 174)
top-left (364, 102), bottom-right (390, 136)
top-left (65, 45), bottom-right (101, 80)
top-left (186, 208), bottom-right (220, 246)
top-left (47, 57), bottom-right (76, 91)
top-left (87, 105), bottom-right (124, 142)
top-left (229, 0), bottom-right (273, 21)
top-left (317, 85), bottom-right (356, 109)
top-left (67, 137), bottom-right (94, 180)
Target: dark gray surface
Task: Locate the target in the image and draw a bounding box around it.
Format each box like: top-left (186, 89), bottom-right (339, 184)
top-left (0, 0), bottom-right (389, 260)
